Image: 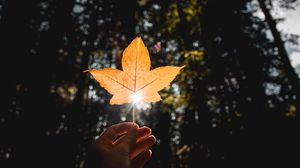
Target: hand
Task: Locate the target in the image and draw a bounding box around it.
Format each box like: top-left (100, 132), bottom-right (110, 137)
top-left (89, 122), bottom-right (156, 168)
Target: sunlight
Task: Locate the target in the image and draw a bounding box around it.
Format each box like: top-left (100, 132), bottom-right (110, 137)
top-left (130, 92), bottom-right (143, 104)
top-left (135, 101), bottom-right (151, 111)
top-left (129, 92), bottom-right (151, 110)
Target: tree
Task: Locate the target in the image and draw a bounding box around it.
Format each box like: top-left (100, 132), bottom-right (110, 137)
top-left (201, 0), bottom-right (299, 162)
top-left (258, 0), bottom-right (300, 115)
top-left (1, 0), bottom-right (298, 167)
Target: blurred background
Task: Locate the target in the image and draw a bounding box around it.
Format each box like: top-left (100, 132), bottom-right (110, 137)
top-left (1, 0), bottom-right (300, 167)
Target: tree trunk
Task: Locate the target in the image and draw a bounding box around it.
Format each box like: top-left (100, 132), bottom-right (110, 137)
top-left (258, 0), bottom-right (300, 113)
top-left (258, 0), bottom-right (299, 160)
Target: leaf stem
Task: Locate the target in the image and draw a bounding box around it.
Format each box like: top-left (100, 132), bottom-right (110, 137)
top-left (132, 107), bottom-right (136, 123)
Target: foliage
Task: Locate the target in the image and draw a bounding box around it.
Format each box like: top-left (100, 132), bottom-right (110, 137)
top-left (1, 0), bottom-right (299, 167)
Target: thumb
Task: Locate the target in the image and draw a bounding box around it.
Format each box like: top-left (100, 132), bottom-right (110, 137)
top-left (119, 123), bottom-right (138, 152)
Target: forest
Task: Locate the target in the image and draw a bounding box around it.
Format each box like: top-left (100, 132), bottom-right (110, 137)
top-left (1, 0), bottom-right (299, 167)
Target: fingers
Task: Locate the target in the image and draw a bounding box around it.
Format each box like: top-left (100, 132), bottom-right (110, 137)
top-left (119, 124), bottom-right (139, 152)
top-left (130, 135), bottom-right (156, 159)
top-left (131, 150), bottom-right (152, 168)
top-left (137, 126), bottom-right (151, 142)
top-left (113, 126), bottom-right (151, 145)
top-left (99, 122), bottom-right (138, 143)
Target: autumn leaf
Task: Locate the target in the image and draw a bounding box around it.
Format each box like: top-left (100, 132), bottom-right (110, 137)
top-left (85, 37), bottom-right (184, 105)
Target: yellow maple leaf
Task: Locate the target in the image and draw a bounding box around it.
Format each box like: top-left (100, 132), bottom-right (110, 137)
top-left (85, 37), bottom-right (184, 105)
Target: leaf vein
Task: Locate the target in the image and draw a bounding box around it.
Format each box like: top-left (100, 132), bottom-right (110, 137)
top-left (136, 78), bottom-right (158, 92)
top-left (102, 74), bottom-right (134, 92)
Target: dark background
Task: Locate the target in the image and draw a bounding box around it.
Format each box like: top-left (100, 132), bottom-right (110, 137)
top-left (1, 0), bottom-right (299, 167)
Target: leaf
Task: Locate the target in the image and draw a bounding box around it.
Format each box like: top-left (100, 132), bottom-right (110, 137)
top-left (85, 37), bottom-right (184, 105)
